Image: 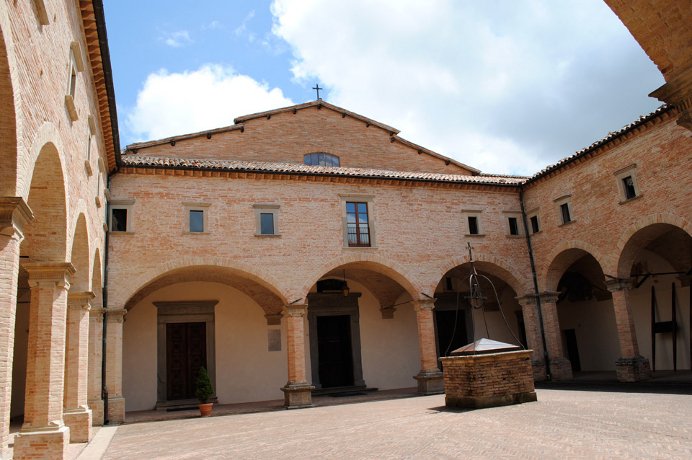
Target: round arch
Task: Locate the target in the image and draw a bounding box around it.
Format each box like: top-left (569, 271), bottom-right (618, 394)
top-left (616, 213), bottom-right (692, 278)
top-left (0, 2), bottom-right (22, 196)
top-left (541, 240), bottom-right (607, 292)
top-left (68, 213), bottom-right (91, 292)
top-left (297, 253), bottom-right (420, 301)
top-left (119, 256), bottom-right (290, 310)
top-left (425, 253), bottom-right (529, 297)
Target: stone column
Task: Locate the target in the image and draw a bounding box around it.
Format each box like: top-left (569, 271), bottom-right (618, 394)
top-left (516, 295), bottom-right (547, 381)
top-left (538, 292), bottom-right (572, 380)
top-left (88, 307), bottom-right (105, 426)
top-left (412, 299), bottom-right (444, 394)
top-left (0, 197), bottom-right (32, 460)
top-left (281, 303), bottom-right (314, 408)
top-left (605, 279), bottom-right (651, 382)
top-left (14, 262), bottom-right (75, 460)
top-left (63, 292), bottom-right (93, 442)
top-left (105, 308), bottom-right (127, 423)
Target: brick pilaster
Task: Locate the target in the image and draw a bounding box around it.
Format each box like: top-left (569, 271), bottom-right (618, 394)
top-left (63, 292), bottom-right (94, 442)
top-left (14, 262), bottom-right (75, 460)
top-left (0, 197), bottom-right (32, 460)
top-left (281, 303), bottom-right (313, 408)
top-left (605, 279), bottom-right (651, 382)
top-left (88, 307), bottom-right (105, 426)
top-left (412, 299), bottom-right (444, 394)
top-left (105, 309), bottom-right (126, 423)
top-left (537, 292), bottom-right (572, 381)
top-left (516, 294), bottom-right (547, 381)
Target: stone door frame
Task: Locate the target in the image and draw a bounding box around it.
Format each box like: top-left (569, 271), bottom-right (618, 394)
top-left (307, 293), bottom-right (365, 389)
top-left (154, 300), bottom-right (218, 406)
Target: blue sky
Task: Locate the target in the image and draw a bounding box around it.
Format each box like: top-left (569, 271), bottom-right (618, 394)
top-left (102, 0), bottom-right (665, 175)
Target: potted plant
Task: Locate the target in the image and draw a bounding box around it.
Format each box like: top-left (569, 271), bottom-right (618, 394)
top-left (195, 366), bottom-right (215, 417)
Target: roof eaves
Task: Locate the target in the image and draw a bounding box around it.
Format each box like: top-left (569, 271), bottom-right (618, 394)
top-left (392, 136), bottom-right (482, 174)
top-left (525, 104), bottom-right (675, 184)
top-left (125, 125), bottom-right (244, 151)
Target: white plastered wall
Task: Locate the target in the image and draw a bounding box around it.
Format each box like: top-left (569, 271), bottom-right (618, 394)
top-left (123, 281), bottom-right (287, 412)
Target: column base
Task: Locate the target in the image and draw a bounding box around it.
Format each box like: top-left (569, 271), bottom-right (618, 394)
top-left (531, 359), bottom-right (547, 381)
top-left (14, 425), bottom-right (70, 460)
top-left (616, 356), bottom-right (651, 382)
top-left (63, 408), bottom-right (92, 443)
top-left (549, 357), bottom-right (573, 381)
top-left (414, 370), bottom-right (444, 395)
top-left (281, 383), bottom-right (315, 409)
top-left (107, 396), bottom-right (126, 424)
top-left (88, 398), bottom-right (104, 426)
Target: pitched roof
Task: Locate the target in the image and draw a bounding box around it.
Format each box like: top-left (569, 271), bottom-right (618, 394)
top-left (119, 155), bottom-right (524, 186)
top-left (124, 99), bottom-right (480, 174)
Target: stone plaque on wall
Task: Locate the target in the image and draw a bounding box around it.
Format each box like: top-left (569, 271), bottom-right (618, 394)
top-left (268, 329), bottom-right (281, 352)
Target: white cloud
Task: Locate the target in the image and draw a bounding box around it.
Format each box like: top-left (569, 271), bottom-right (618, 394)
top-left (160, 30), bottom-right (193, 48)
top-left (125, 65), bottom-right (294, 143)
top-left (203, 21), bottom-right (221, 30)
top-left (235, 11), bottom-right (257, 43)
top-left (271, 0), bottom-right (664, 175)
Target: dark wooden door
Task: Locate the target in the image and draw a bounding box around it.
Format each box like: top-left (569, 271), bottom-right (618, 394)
top-left (166, 322), bottom-right (207, 400)
top-left (317, 315), bottom-right (354, 388)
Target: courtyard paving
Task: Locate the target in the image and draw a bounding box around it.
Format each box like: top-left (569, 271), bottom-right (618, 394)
top-left (91, 384), bottom-right (692, 459)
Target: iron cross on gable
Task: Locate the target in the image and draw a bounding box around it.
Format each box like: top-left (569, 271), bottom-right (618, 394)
top-left (313, 84), bottom-right (323, 99)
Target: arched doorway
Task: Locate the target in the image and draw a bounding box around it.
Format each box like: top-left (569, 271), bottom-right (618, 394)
top-left (305, 260), bottom-right (419, 393)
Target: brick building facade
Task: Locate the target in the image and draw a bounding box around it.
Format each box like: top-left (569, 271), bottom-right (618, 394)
top-left (0, 1), bottom-right (691, 459)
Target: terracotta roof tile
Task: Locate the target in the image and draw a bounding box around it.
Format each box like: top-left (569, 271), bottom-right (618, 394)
top-left (119, 155), bottom-right (525, 186)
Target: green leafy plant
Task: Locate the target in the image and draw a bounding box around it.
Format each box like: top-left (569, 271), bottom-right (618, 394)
top-left (195, 366), bottom-right (214, 404)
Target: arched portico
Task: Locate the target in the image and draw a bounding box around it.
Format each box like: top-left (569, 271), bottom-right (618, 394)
top-left (121, 264), bottom-right (290, 413)
top-left (612, 217), bottom-right (692, 379)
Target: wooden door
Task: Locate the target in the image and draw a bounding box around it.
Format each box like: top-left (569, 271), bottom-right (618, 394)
top-left (317, 315), bottom-right (354, 388)
top-left (166, 322), bottom-right (207, 400)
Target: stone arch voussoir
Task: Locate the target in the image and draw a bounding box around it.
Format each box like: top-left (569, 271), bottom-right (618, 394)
top-left (118, 256), bottom-right (291, 310)
top-left (615, 213), bottom-right (692, 278)
top-left (427, 253), bottom-right (529, 298)
top-left (297, 253), bottom-right (421, 302)
top-left (540, 240), bottom-right (608, 292)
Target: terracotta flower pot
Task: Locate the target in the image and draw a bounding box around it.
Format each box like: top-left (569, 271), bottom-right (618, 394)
top-left (198, 403), bottom-right (213, 417)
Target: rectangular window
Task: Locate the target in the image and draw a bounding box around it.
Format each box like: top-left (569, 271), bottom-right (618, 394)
top-left (622, 176), bottom-right (637, 200)
top-left (347, 201), bottom-right (371, 247)
top-left (111, 209), bottom-right (127, 232)
top-left (508, 217), bottom-right (519, 236)
top-left (560, 203), bottom-right (571, 224)
top-left (530, 215), bottom-right (540, 234)
top-left (189, 210), bottom-right (204, 233)
top-left (467, 216), bottom-right (479, 235)
top-left (260, 213), bottom-right (274, 235)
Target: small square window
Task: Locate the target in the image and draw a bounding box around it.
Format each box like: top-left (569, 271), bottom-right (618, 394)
top-left (189, 210), bottom-right (204, 232)
top-left (560, 203), bottom-right (571, 224)
top-left (260, 213), bottom-right (274, 235)
top-left (508, 217), bottom-right (519, 236)
top-left (622, 176), bottom-right (637, 200)
top-left (530, 215), bottom-right (540, 234)
top-left (468, 216), bottom-right (479, 235)
top-left (183, 202), bottom-right (211, 234)
top-left (462, 210), bottom-right (483, 236)
top-left (109, 200), bottom-right (134, 233)
top-left (111, 209), bottom-right (127, 232)
top-left (254, 203), bottom-right (280, 237)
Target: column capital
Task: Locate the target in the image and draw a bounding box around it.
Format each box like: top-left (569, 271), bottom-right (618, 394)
top-left (413, 298), bottom-right (436, 312)
top-left (265, 313), bottom-right (283, 326)
top-left (106, 308), bottom-right (127, 322)
top-left (23, 261), bottom-right (75, 289)
top-left (515, 294), bottom-right (537, 307)
top-left (0, 196), bottom-right (33, 240)
top-left (284, 303), bottom-right (308, 317)
top-left (89, 307), bottom-right (107, 321)
top-left (516, 291), bottom-right (559, 306)
top-left (68, 291), bottom-right (95, 310)
top-left (538, 291), bottom-right (560, 303)
top-left (605, 278), bottom-right (633, 293)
